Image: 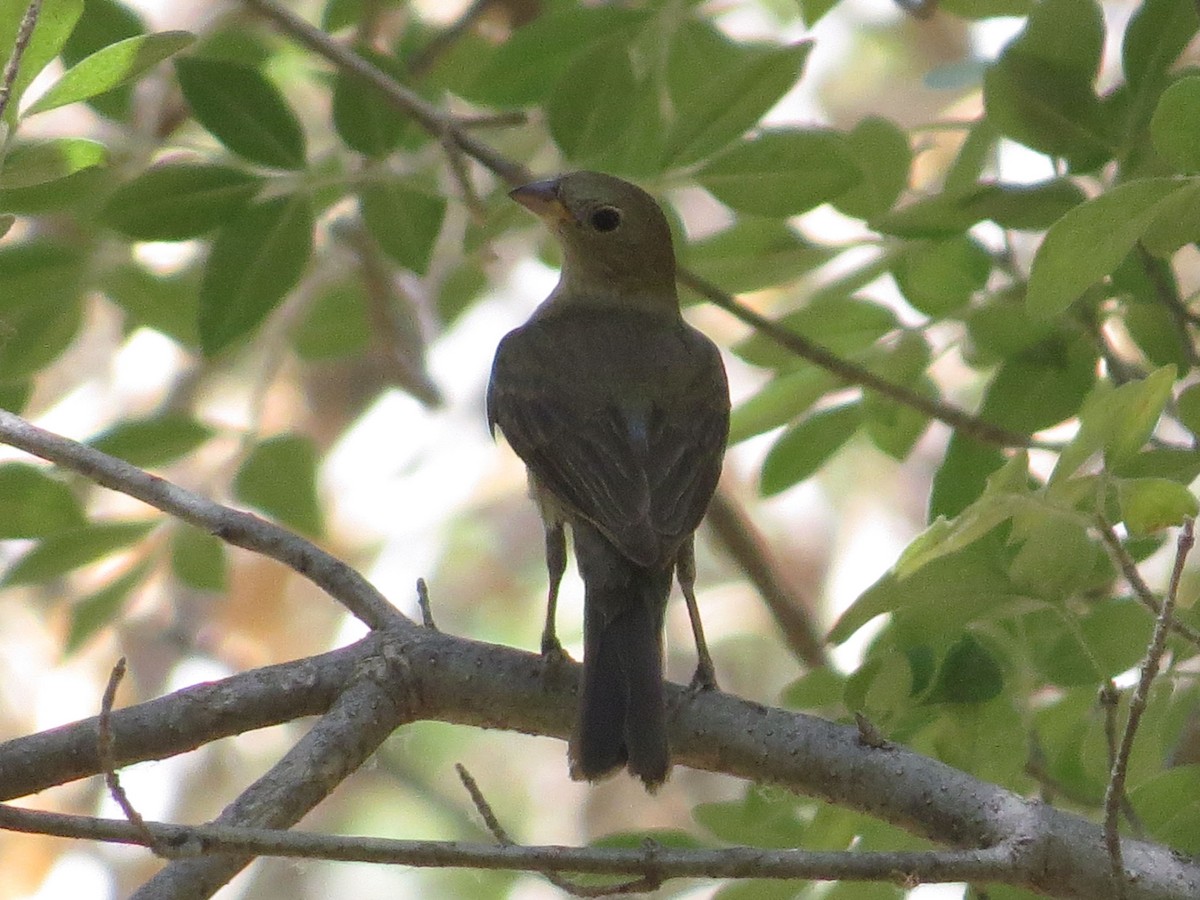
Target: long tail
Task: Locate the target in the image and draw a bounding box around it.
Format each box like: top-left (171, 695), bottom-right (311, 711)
top-left (569, 521), bottom-right (672, 789)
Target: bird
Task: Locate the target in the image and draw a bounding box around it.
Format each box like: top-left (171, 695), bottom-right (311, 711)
top-left (486, 171), bottom-right (730, 788)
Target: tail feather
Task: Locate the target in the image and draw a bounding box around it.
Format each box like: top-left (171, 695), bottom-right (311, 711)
top-left (569, 522), bottom-right (671, 788)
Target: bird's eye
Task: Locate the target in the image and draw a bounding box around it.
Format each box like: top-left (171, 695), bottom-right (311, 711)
top-left (589, 206), bottom-right (622, 233)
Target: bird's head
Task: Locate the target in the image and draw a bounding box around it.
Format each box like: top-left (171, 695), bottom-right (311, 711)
top-left (510, 172), bottom-right (678, 309)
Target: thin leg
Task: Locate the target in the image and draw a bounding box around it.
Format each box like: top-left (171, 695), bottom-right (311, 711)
top-left (678, 536), bottom-right (717, 691)
top-left (540, 520), bottom-right (568, 660)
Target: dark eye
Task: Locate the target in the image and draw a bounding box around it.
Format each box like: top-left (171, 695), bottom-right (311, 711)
top-left (589, 206), bottom-right (622, 232)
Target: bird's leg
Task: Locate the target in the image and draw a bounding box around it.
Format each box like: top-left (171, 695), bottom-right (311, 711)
top-left (541, 520), bottom-right (568, 662)
top-left (677, 536), bottom-right (718, 692)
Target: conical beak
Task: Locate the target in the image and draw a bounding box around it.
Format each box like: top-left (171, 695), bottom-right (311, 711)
top-left (509, 178), bottom-right (570, 222)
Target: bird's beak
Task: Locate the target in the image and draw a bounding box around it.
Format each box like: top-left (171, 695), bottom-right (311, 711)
top-left (509, 178), bottom-right (571, 223)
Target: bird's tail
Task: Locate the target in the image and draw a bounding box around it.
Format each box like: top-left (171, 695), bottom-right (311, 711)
top-left (569, 522), bottom-right (672, 789)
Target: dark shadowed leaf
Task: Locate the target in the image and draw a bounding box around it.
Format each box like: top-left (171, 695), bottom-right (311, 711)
top-left (198, 195), bottom-right (314, 356)
top-left (359, 182), bottom-right (446, 274)
top-left (101, 163), bottom-right (263, 240)
top-left (175, 56), bottom-right (306, 169)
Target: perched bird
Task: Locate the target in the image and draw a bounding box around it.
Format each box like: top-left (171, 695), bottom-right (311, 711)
top-left (487, 171), bottom-right (730, 788)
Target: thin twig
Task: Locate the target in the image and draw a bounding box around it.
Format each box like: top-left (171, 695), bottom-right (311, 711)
top-left (0, 0), bottom-right (41, 121)
top-left (0, 803), bottom-right (1023, 885)
top-left (1094, 516), bottom-right (1200, 649)
top-left (416, 578), bottom-right (437, 630)
top-left (1103, 519), bottom-right (1194, 899)
top-left (1098, 682), bottom-right (1147, 838)
top-left (456, 764), bottom-right (657, 896)
top-left (677, 270), bottom-right (1037, 449)
top-left (98, 658), bottom-right (162, 854)
top-left (240, 0), bottom-right (531, 186)
top-left (0, 409), bottom-right (406, 632)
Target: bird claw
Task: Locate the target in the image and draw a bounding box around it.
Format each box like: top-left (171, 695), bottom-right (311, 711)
top-left (541, 636), bottom-right (571, 667)
top-left (688, 662), bottom-right (718, 694)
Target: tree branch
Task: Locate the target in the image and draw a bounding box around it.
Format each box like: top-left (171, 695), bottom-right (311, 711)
top-left (131, 642), bottom-right (418, 898)
top-left (0, 409), bottom-right (406, 632)
top-left (0, 0), bottom-right (41, 121)
top-left (0, 803), bottom-right (1023, 885)
top-left (2, 626), bottom-right (1199, 898)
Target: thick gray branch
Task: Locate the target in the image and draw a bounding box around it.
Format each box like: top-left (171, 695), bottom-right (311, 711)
top-left (1, 629), bottom-right (1197, 899)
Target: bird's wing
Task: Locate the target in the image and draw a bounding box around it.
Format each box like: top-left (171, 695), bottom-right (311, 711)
top-left (489, 318), bottom-right (728, 569)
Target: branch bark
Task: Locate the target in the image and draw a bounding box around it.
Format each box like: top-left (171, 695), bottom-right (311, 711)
top-left (1, 627), bottom-right (1198, 898)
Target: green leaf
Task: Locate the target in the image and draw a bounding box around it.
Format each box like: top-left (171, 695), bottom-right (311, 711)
top-left (198, 194), bottom-right (314, 356)
top-left (0, 138), bottom-right (107, 188)
top-left (760, 403), bottom-right (862, 496)
top-left (60, 0), bottom-right (144, 120)
top-left (798, 0), bottom-right (841, 26)
top-left (66, 563), bottom-right (149, 653)
top-left (0, 242), bottom-right (84, 380)
top-left (873, 179), bottom-right (1085, 237)
top-left (930, 431), bottom-right (1007, 519)
top-left (978, 334), bottom-right (1096, 433)
top-left (546, 39), bottom-right (638, 165)
top-left (171, 524), bottom-right (226, 591)
top-left (1106, 365), bottom-right (1176, 466)
top-left (965, 287), bottom-right (1061, 363)
top-left (893, 236), bottom-right (991, 317)
top-left (1151, 77), bottom-right (1200, 174)
top-left (696, 129), bottom-right (861, 217)
top-left (728, 366), bottom-right (838, 444)
top-left (734, 295), bottom-right (899, 369)
top-left (88, 413), bottom-right (213, 467)
top-left (1123, 0), bottom-right (1199, 91)
top-left (4, 521), bottom-right (157, 586)
top-left (234, 434), bottom-right (324, 537)
top-left (982, 0), bottom-right (1109, 169)
top-left (1118, 477), bottom-right (1198, 536)
top-left (0, 214), bottom-right (12, 238)
top-left (102, 262), bottom-right (200, 347)
top-left (829, 540), bottom-right (1030, 645)
top-left (293, 279), bottom-right (371, 360)
top-left (661, 25), bottom-right (810, 169)
top-left (461, 6), bottom-right (647, 107)
top-left (359, 181), bottom-right (446, 274)
top-left (683, 218), bottom-right (832, 295)
top-left (1177, 382), bottom-right (1200, 439)
top-left (331, 46), bottom-right (413, 157)
top-left (1026, 178), bottom-right (1186, 318)
top-left (0, 463), bottom-right (85, 538)
top-left (25, 30), bottom-right (193, 115)
top-left (175, 56), bottom-right (306, 169)
top-left (100, 163), bottom-right (263, 240)
top-left (1129, 765), bottom-right (1200, 855)
top-left (929, 635), bottom-right (1004, 704)
top-left (831, 117), bottom-right (911, 220)
top-left (863, 384), bottom-right (931, 461)
top-left (0, 0), bottom-right (84, 124)
top-left (694, 787), bottom-right (808, 848)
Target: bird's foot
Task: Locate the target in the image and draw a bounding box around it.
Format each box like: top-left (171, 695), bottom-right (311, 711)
top-left (688, 660), bottom-right (718, 694)
top-left (541, 635), bottom-right (571, 668)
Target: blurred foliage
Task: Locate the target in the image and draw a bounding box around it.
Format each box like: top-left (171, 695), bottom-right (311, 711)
top-left (2, 0), bottom-right (1200, 897)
